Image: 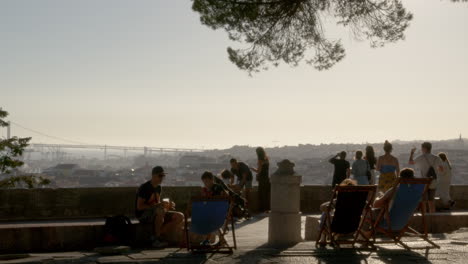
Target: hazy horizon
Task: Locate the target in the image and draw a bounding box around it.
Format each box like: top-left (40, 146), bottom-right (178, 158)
top-left (1, 0), bottom-right (467, 149)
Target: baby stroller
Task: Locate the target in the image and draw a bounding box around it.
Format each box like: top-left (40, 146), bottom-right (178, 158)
top-left (214, 176), bottom-right (249, 219)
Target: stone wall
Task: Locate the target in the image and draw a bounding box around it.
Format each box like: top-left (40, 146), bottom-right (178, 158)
top-left (1, 185), bottom-right (467, 221)
top-left (0, 186), bottom-right (201, 221)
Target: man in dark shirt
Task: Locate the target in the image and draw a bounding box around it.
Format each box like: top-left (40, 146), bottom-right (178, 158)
top-left (230, 158), bottom-right (253, 218)
top-left (329, 151), bottom-right (351, 187)
top-left (230, 158), bottom-right (253, 189)
top-left (135, 166), bottom-right (184, 248)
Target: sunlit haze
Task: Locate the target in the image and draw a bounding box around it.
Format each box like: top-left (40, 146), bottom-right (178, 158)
top-left (1, 0), bottom-right (467, 149)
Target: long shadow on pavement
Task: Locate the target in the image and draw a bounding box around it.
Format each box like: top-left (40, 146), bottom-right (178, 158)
top-left (374, 247), bottom-right (433, 264)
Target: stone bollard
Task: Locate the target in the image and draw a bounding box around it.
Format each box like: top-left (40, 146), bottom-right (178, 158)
top-left (268, 159), bottom-right (302, 246)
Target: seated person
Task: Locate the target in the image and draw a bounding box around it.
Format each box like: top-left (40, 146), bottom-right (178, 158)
top-left (135, 166), bottom-right (184, 248)
top-left (360, 168), bottom-right (415, 239)
top-left (318, 179), bottom-right (357, 244)
top-left (319, 179), bottom-right (358, 212)
top-left (200, 171), bottom-right (228, 246)
top-left (201, 171), bottom-right (228, 198)
top-left (373, 168), bottom-right (415, 209)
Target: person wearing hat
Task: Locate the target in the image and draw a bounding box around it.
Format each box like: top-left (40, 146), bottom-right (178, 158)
top-left (135, 166), bottom-right (184, 248)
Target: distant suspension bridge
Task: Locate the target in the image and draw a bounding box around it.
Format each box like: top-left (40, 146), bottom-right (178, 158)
top-left (25, 143), bottom-right (205, 160)
top-left (3, 121), bottom-right (205, 160)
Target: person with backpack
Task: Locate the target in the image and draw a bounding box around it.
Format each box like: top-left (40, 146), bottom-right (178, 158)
top-left (409, 142), bottom-right (444, 213)
top-left (135, 166), bottom-right (184, 248)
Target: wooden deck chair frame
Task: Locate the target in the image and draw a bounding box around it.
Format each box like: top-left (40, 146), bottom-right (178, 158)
top-left (184, 196), bottom-right (237, 253)
top-left (316, 185), bottom-right (377, 249)
top-left (371, 178), bottom-right (440, 250)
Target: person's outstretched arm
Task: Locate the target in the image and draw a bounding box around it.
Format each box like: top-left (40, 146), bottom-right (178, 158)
top-left (250, 160), bottom-right (262, 174)
top-left (329, 153), bottom-right (339, 164)
top-left (373, 188), bottom-right (394, 208)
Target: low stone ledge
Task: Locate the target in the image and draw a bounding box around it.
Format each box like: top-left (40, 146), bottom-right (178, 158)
top-left (304, 211), bottom-right (468, 241)
top-left (0, 219), bottom-right (153, 253)
top-left (1, 185), bottom-right (467, 221)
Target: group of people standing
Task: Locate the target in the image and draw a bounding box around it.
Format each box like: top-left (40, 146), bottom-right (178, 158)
top-left (329, 141), bottom-right (455, 213)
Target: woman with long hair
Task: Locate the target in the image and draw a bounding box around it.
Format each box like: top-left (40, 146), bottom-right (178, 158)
top-left (438, 152), bottom-right (455, 209)
top-left (364, 146), bottom-right (377, 185)
top-left (351, 150), bottom-right (370, 185)
top-left (376, 140), bottom-right (400, 193)
top-left (251, 147), bottom-right (270, 212)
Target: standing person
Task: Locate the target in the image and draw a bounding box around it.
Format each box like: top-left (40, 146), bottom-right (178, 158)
top-left (376, 141), bottom-right (400, 193)
top-left (135, 166), bottom-right (184, 248)
top-left (437, 153), bottom-right (455, 210)
top-left (250, 147), bottom-right (270, 212)
top-left (230, 158), bottom-right (253, 217)
top-left (409, 142), bottom-right (444, 213)
top-left (328, 151), bottom-right (351, 187)
top-left (352, 150), bottom-right (370, 185)
top-left (364, 146), bottom-right (377, 185)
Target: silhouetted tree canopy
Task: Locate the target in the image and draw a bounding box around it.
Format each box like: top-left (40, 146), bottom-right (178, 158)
top-left (192, 0), bottom-right (413, 74)
top-left (0, 108), bottom-right (49, 188)
top-left (0, 108), bottom-right (31, 174)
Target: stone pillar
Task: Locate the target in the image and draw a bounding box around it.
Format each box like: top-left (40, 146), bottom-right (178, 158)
top-left (268, 159), bottom-right (302, 246)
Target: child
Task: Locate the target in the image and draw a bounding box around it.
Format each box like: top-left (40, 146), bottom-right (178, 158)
top-left (220, 169), bottom-right (235, 186)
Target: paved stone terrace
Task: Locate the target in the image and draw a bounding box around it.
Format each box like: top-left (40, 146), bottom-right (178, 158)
top-left (1, 215), bottom-right (468, 264)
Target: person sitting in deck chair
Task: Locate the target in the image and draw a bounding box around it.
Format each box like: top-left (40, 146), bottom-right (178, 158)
top-left (201, 171), bottom-right (228, 198)
top-left (318, 179), bottom-right (357, 244)
top-left (199, 171), bottom-right (229, 247)
top-left (373, 168), bottom-right (415, 210)
top-left (366, 167), bottom-right (439, 249)
top-left (360, 168), bottom-right (417, 238)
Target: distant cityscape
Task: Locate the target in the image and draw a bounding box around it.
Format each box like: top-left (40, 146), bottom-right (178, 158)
top-left (2, 136), bottom-right (467, 188)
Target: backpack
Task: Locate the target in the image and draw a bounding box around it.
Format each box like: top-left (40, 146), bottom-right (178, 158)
top-left (424, 155), bottom-right (437, 179)
top-left (103, 215), bottom-right (132, 245)
top-left (427, 166), bottom-right (437, 179)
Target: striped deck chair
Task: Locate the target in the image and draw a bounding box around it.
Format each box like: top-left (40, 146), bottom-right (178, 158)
top-left (316, 185), bottom-right (377, 249)
top-left (184, 197), bottom-right (236, 253)
top-left (372, 178), bottom-right (440, 249)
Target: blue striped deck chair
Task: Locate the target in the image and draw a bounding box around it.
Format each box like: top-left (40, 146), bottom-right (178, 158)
top-left (184, 197), bottom-right (236, 253)
top-left (316, 185), bottom-right (377, 249)
top-left (372, 178), bottom-right (439, 249)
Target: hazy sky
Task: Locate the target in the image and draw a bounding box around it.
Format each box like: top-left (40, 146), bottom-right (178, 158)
top-left (1, 0), bottom-right (467, 149)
